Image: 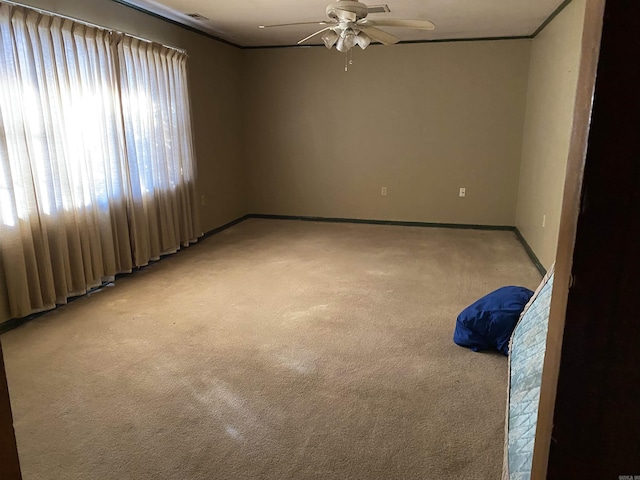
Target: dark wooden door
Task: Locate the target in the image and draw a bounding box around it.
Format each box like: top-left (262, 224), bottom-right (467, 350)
top-left (546, 0), bottom-right (640, 477)
top-left (0, 341), bottom-right (21, 479)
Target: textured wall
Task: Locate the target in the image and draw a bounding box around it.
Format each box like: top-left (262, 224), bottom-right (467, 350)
top-left (515, 0), bottom-right (588, 269)
top-left (1, 1), bottom-right (590, 324)
top-left (242, 40), bottom-right (531, 226)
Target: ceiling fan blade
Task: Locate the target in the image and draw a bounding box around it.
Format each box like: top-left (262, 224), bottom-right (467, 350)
top-left (333, 7), bottom-right (357, 22)
top-left (358, 26), bottom-right (399, 45)
top-left (297, 26), bottom-right (334, 45)
top-left (259, 21), bottom-right (331, 29)
top-left (360, 19), bottom-right (436, 30)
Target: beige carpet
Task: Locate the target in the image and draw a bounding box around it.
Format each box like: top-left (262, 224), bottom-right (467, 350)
top-left (1, 219), bottom-right (541, 480)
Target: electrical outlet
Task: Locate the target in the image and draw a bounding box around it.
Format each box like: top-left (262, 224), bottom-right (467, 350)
top-left (459, 187), bottom-right (466, 197)
top-left (201, 195), bottom-right (206, 206)
top-left (381, 187), bottom-right (387, 196)
top-left (542, 214), bottom-right (546, 227)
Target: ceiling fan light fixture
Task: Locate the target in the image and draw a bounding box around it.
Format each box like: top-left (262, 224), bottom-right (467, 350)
top-left (356, 32), bottom-right (371, 49)
top-left (342, 29), bottom-right (358, 50)
top-left (321, 30), bottom-right (338, 49)
top-left (288, 1), bottom-right (435, 66)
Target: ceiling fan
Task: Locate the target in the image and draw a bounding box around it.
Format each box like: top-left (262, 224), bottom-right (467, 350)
top-left (259, 1), bottom-right (435, 59)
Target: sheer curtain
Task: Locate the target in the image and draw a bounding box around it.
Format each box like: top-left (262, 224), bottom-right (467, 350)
top-left (0, 3), bottom-right (200, 322)
top-left (118, 36), bottom-right (199, 266)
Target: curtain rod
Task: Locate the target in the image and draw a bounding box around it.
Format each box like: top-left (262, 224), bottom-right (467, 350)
top-left (1, 0), bottom-right (187, 54)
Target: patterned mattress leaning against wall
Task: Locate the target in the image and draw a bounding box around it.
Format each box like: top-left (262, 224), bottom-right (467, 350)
top-left (502, 268), bottom-right (555, 480)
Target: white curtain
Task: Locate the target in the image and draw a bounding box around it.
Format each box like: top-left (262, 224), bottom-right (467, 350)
top-left (118, 36), bottom-right (199, 266)
top-left (0, 3), bottom-right (200, 322)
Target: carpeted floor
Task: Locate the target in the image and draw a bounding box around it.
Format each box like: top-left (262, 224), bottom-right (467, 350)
top-left (1, 219), bottom-right (541, 480)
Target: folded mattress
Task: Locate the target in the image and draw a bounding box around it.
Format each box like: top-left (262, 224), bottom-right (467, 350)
top-left (502, 267), bottom-right (554, 480)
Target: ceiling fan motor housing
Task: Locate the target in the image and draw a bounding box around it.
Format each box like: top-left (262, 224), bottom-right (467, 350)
top-left (326, 1), bottom-right (369, 23)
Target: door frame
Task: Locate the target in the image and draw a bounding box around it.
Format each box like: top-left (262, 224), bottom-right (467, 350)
top-left (533, 0), bottom-right (640, 477)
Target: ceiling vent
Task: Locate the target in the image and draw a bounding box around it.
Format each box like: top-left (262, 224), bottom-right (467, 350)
top-left (186, 13), bottom-right (209, 21)
top-left (367, 4), bottom-right (391, 14)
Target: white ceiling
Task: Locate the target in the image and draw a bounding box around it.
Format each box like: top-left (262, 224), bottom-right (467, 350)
top-left (121, 0), bottom-right (566, 47)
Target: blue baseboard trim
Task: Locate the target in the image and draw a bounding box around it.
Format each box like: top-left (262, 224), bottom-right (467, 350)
top-left (1, 214), bottom-right (546, 334)
top-left (0, 214), bottom-right (250, 335)
top-left (200, 214), bottom-right (250, 240)
top-left (248, 214), bottom-right (546, 275)
top-left (513, 227), bottom-right (547, 276)
top-left (247, 213), bottom-right (514, 231)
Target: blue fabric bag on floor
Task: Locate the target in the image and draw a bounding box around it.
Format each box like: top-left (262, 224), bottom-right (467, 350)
top-left (453, 286), bottom-right (534, 355)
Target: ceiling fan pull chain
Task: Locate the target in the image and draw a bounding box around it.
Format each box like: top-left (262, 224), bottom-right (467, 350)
top-left (344, 48), bottom-right (354, 72)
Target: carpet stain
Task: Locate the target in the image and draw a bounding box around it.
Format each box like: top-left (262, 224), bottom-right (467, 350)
top-left (1, 219), bottom-right (541, 480)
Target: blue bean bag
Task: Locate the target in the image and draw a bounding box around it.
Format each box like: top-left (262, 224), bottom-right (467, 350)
top-left (454, 286), bottom-right (534, 355)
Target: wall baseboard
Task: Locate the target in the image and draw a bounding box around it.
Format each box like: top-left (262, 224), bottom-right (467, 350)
top-left (200, 214), bottom-right (250, 240)
top-left (247, 213), bottom-right (514, 231)
top-left (514, 227), bottom-right (547, 276)
top-left (248, 214), bottom-right (547, 276)
top-left (0, 214), bottom-right (251, 336)
top-left (1, 214), bottom-right (546, 334)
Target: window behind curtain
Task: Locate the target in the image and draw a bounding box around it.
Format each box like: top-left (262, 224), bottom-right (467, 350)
top-left (0, 3), bottom-right (200, 322)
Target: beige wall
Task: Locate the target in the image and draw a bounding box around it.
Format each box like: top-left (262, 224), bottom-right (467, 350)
top-left (3, 2), bottom-right (585, 236)
top-left (242, 40), bottom-right (531, 225)
top-left (515, 0), bottom-right (587, 269)
top-left (19, 0), bottom-right (246, 233)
